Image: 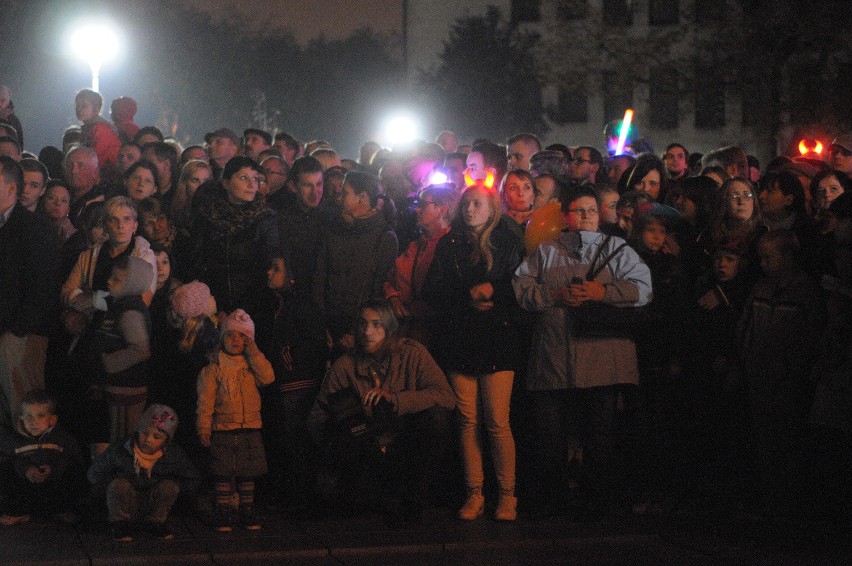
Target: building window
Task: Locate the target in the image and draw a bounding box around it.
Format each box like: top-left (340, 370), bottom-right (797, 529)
top-left (695, 0), bottom-right (727, 23)
top-left (788, 64), bottom-right (822, 124)
top-left (740, 68), bottom-right (770, 127)
top-left (650, 67), bottom-right (679, 129)
top-left (694, 64), bottom-right (725, 128)
top-left (512, 0), bottom-right (541, 22)
top-left (603, 0), bottom-right (633, 26)
top-left (649, 0), bottom-right (679, 25)
top-left (550, 87), bottom-right (588, 123)
top-left (556, 0), bottom-right (588, 20)
top-left (603, 71), bottom-right (634, 122)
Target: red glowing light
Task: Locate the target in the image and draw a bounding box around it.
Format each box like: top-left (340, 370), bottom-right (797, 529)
top-left (798, 139), bottom-right (825, 156)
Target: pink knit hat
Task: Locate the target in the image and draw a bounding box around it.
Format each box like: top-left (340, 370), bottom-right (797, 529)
top-left (170, 281), bottom-right (216, 319)
top-left (221, 309), bottom-right (255, 341)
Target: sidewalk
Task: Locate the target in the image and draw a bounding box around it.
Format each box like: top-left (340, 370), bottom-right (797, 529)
top-left (3, 507), bottom-right (850, 565)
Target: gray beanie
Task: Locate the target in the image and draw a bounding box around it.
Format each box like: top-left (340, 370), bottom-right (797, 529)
top-left (137, 404), bottom-right (179, 439)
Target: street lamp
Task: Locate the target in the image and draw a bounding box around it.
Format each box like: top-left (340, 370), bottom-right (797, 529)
top-left (382, 113), bottom-right (420, 149)
top-left (70, 22), bottom-right (119, 92)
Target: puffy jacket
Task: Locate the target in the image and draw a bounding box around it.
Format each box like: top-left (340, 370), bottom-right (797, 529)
top-left (196, 350), bottom-right (275, 434)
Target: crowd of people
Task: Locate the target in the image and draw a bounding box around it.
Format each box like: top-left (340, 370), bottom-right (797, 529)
top-left (0, 84), bottom-right (850, 542)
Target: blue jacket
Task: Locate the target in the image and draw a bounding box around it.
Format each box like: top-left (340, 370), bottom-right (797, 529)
top-left (87, 438), bottom-right (200, 494)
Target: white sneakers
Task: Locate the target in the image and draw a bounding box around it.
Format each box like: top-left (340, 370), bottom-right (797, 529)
top-left (457, 492), bottom-right (518, 521)
top-left (457, 492), bottom-right (485, 520)
top-left (495, 495), bottom-right (518, 521)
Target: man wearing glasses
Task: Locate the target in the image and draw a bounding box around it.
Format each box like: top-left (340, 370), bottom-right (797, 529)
top-left (570, 146), bottom-right (603, 184)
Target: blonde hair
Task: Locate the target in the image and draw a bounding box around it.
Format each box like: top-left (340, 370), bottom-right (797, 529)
top-left (171, 160), bottom-right (213, 221)
top-left (452, 183), bottom-right (502, 272)
top-left (169, 311), bottom-right (218, 354)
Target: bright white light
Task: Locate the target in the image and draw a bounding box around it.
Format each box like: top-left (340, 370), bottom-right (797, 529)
top-left (382, 114), bottom-right (420, 148)
top-left (428, 171), bottom-right (448, 186)
top-left (70, 21), bottom-right (120, 92)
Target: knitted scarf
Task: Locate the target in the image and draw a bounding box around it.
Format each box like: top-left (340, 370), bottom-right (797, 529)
top-left (199, 185), bottom-right (273, 241)
top-left (133, 443), bottom-right (163, 478)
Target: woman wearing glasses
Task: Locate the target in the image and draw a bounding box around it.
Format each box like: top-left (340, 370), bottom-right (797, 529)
top-left (185, 156), bottom-right (279, 311)
top-left (513, 184), bottom-right (652, 516)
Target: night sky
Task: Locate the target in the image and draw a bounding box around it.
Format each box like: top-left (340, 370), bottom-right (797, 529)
top-left (184, 0), bottom-right (402, 45)
top-left (0, 0), bottom-right (404, 155)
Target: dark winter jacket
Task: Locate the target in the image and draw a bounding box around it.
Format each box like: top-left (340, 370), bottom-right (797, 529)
top-left (425, 217), bottom-right (524, 374)
top-left (0, 205), bottom-right (60, 336)
top-left (187, 183), bottom-right (280, 312)
top-left (87, 438), bottom-right (200, 494)
top-left (0, 423), bottom-right (85, 483)
top-left (313, 211), bottom-right (398, 340)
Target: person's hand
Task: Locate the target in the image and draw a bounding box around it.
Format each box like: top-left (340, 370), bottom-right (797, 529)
top-left (662, 234), bottom-right (681, 256)
top-left (568, 281), bottom-right (605, 304)
top-left (362, 387), bottom-right (392, 407)
top-left (244, 337), bottom-right (261, 357)
top-left (58, 217), bottom-right (76, 240)
top-left (697, 289), bottom-right (720, 311)
top-left (141, 289), bottom-right (154, 307)
top-left (199, 432), bottom-right (211, 448)
top-left (70, 291), bottom-right (93, 312)
top-left (469, 282), bottom-right (494, 302)
top-left (338, 333), bottom-right (355, 350)
top-left (469, 282), bottom-right (495, 311)
top-left (25, 465), bottom-right (49, 484)
top-left (388, 296), bottom-right (409, 319)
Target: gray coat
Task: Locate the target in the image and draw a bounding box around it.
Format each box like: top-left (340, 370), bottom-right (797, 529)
top-left (513, 231), bottom-right (652, 390)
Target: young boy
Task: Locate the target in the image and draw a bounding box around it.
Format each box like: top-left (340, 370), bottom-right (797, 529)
top-left (87, 404), bottom-right (199, 542)
top-left (75, 88), bottom-right (121, 183)
top-left (0, 390), bottom-right (85, 525)
top-left (92, 255), bottom-right (154, 446)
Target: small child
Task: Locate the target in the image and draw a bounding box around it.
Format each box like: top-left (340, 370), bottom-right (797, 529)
top-left (245, 255), bottom-right (327, 508)
top-left (696, 241), bottom-right (751, 373)
top-left (92, 256), bottom-right (154, 447)
top-left (197, 309), bottom-right (274, 531)
top-left (0, 390), bottom-right (85, 525)
top-left (75, 88), bottom-right (121, 183)
top-left (87, 404), bottom-right (199, 542)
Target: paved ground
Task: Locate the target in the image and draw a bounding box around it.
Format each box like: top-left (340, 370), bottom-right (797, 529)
top-left (2, 506), bottom-right (850, 565)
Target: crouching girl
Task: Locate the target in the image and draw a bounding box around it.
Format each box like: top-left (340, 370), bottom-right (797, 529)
top-left (87, 404), bottom-right (199, 542)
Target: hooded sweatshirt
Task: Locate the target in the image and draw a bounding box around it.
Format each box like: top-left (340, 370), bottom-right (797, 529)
top-left (96, 256), bottom-right (153, 387)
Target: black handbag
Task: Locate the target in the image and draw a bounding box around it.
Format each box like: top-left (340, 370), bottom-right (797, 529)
top-left (570, 235), bottom-right (644, 339)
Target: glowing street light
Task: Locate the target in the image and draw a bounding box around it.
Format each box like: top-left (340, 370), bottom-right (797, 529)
top-left (70, 22), bottom-right (120, 92)
top-left (382, 114), bottom-right (420, 149)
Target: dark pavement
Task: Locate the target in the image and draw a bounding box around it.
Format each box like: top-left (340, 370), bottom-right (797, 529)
top-left (2, 506), bottom-right (850, 565)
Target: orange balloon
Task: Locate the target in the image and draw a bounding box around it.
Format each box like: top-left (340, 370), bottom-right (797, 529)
top-left (524, 201), bottom-right (566, 254)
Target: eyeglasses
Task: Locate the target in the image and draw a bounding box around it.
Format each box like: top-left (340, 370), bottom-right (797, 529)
top-left (415, 200), bottom-right (436, 209)
top-left (572, 158), bottom-right (592, 165)
top-left (567, 208), bottom-right (599, 216)
top-left (727, 192), bottom-right (754, 200)
top-left (829, 146), bottom-right (851, 157)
